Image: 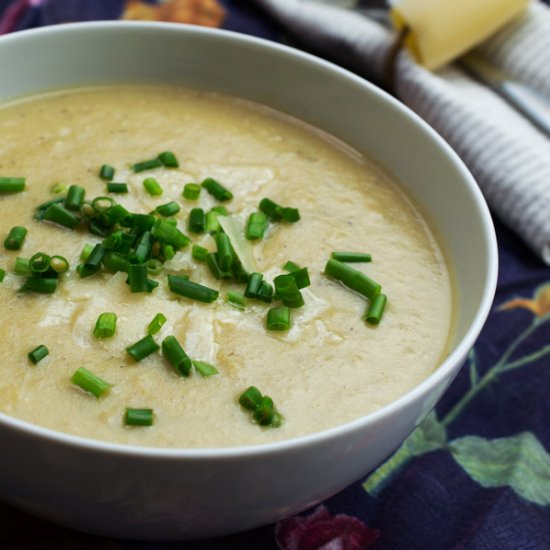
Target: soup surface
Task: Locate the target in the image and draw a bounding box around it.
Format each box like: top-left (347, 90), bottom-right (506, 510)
top-left (0, 87), bottom-right (452, 448)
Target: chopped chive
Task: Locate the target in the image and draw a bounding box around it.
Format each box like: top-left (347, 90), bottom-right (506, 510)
top-left (205, 210), bottom-right (221, 234)
top-left (105, 204), bottom-right (131, 225)
top-left (206, 252), bottom-right (227, 279)
top-left (133, 158), bottom-right (163, 173)
top-left (259, 198), bottom-right (284, 221)
top-left (182, 183), bottom-right (201, 200)
top-left (146, 258), bottom-right (163, 275)
top-left (107, 182), bottom-right (128, 194)
top-left (188, 207), bottom-right (206, 233)
top-left (83, 244), bottom-right (106, 272)
top-left (226, 290), bottom-right (246, 310)
top-left (143, 177), bottom-right (163, 196)
top-left (168, 274), bottom-right (219, 303)
top-left (245, 272), bottom-right (263, 298)
top-left (282, 207), bottom-right (300, 223)
top-left (211, 205), bottom-right (228, 216)
top-left (64, 185), bottom-right (85, 211)
top-left (21, 277), bottom-right (58, 294)
top-left (201, 177), bottom-right (233, 202)
top-left (162, 244), bottom-right (175, 261)
top-left (126, 335), bottom-right (160, 362)
top-left (14, 257), bottom-right (31, 276)
top-left (331, 252), bottom-right (372, 263)
top-left (93, 312), bottom-right (117, 339)
top-left (4, 226), bottom-right (27, 250)
top-left (253, 396), bottom-right (275, 426)
top-left (99, 164), bottom-right (115, 181)
top-left (324, 258), bottom-right (381, 299)
top-left (162, 335), bottom-right (192, 377)
top-left (151, 219), bottom-right (190, 249)
top-left (192, 244), bottom-right (209, 261)
top-left (79, 201), bottom-right (95, 222)
top-left (193, 361), bottom-right (219, 377)
top-left (267, 306), bottom-right (291, 331)
top-left (365, 293), bottom-right (387, 325)
top-left (0, 269), bottom-right (5, 282)
top-left (92, 196), bottom-right (115, 213)
top-left (147, 313), bottom-right (167, 336)
top-left (0, 177), bottom-right (26, 193)
top-left (257, 281), bottom-right (274, 303)
top-left (29, 252), bottom-right (51, 274)
top-left (273, 274), bottom-right (299, 298)
top-left (158, 151), bottom-right (179, 168)
top-left (35, 196), bottom-right (65, 220)
top-left (28, 344), bottom-right (49, 365)
top-left (125, 408), bottom-right (154, 426)
top-left (42, 203), bottom-right (80, 230)
top-left (71, 367), bottom-right (111, 398)
top-left (50, 255), bottom-right (69, 274)
top-left (288, 267), bottom-right (310, 289)
top-left (283, 260), bottom-right (301, 273)
top-left (80, 243), bottom-right (94, 261)
top-left (128, 213), bottom-right (155, 230)
top-left (245, 212), bottom-right (268, 240)
top-left (50, 182), bottom-right (67, 194)
top-left (130, 231), bottom-right (151, 264)
top-left (215, 232), bottom-right (233, 272)
top-left (239, 386), bottom-right (262, 410)
top-left (128, 263), bottom-right (149, 293)
top-left (102, 252), bottom-right (128, 273)
top-left (155, 201), bottom-right (180, 217)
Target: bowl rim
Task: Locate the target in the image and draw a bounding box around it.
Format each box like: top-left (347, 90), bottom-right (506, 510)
top-left (0, 20), bottom-right (498, 459)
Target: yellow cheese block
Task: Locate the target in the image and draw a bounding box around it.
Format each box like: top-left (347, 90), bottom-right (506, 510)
top-left (391, 0), bottom-right (530, 70)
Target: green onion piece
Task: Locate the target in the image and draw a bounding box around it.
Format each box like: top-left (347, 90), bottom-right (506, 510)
top-left (146, 279), bottom-right (159, 293)
top-left (29, 252), bottom-right (51, 274)
top-left (288, 267), bottom-right (311, 289)
top-left (71, 367), bottom-right (111, 398)
top-left (193, 361), bottom-right (219, 377)
top-left (205, 211), bottom-right (221, 234)
top-left (50, 182), bottom-right (67, 194)
top-left (155, 201), bottom-right (180, 217)
top-left (35, 197), bottom-right (65, 220)
top-left (206, 252), bottom-right (227, 280)
top-left (324, 258), bottom-right (381, 299)
top-left (273, 274), bottom-right (299, 299)
top-left (283, 260), bottom-right (301, 273)
top-left (239, 386), bottom-right (262, 410)
top-left (83, 244), bottom-right (106, 273)
top-left (80, 243), bottom-right (94, 261)
top-left (106, 204), bottom-right (132, 225)
top-left (245, 272), bottom-right (263, 298)
top-left (0, 177), bottom-right (26, 193)
top-left (50, 255), bottom-right (69, 274)
top-left (88, 220), bottom-right (109, 237)
top-left (267, 306), bottom-right (291, 331)
top-left (253, 396), bottom-right (275, 426)
top-left (215, 232), bottom-right (233, 271)
top-left (192, 244), bottom-right (209, 262)
top-left (331, 252), bottom-right (372, 263)
top-left (151, 219), bottom-right (190, 249)
top-left (162, 244), bottom-right (175, 261)
top-left (167, 274), bottom-right (219, 303)
top-left (143, 177), bottom-right (163, 196)
top-left (259, 198), bottom-right (284, 221)
top-left (42, 203), bottom-right (80, 230)
top-left (64, 185), bottom-right (85, 211)
top-left (182, 183), bottom-right (201, 200)
top-left (28, 344), bottom-right (49, 365)
top-left (117, 233), bottom-right (137, 256)
top-left (128, 213), bottom-right (155, 231)
top-left (126, 335), bottom-right (160, 362)
top-left (99, 164), bottom-right (115, 181)
top-left (125, 408), bottom-right (154, 427)
top-left (282, 207), bottom-right (300, 223)
top-left (365, 293), bottom-right (387, 325)
top-left (158, 151), bottom-right (179, 168)
top-left (14, 257), bottom-right (31, 276)
top-left (188, 208), bottom-right (206, 233)
top-left (102, 252), bottom-right (128, 273)
top-left (133, 158), bottom-right (163, 173)
top-left (128, 263), bottom-right (149, 293)
top-left (92, 196), bottom-right (115, 214)
top-left (107, 182), bottom-right (128, 194)
top-left (0, 268), bottom-right (5, 282)
top-left (211, 205), bottom-right (229, 216)
top-left (21, 277), bottom-right (58, 294)
top-left (147, 313), bottom-right (167, 336)
top-left (257, 281), bottom-right (274, 303)
top-left (162, 335), bottom-right (192, 377)
top-left (93, 312), bottom-right (117, 339)
top-left (79, 201), bottom-right (95, 222)
top-left (146, 258), bottom-right (163, 275)
top-left (201, 177), bottom-right (233, 202)
top-left (245, 212), bottom-right (268, 240)
top-left (226, 290), bottom-right (246, 310)
top-left (4, 226), bottom-right (27, 251)
top-left (130, 231), bottom-right (151, 264)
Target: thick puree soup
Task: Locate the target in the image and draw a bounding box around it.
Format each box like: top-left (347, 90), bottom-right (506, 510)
top-left (0, 87), bottom-right (452, 448)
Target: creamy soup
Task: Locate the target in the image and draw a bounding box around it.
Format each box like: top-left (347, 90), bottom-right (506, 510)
top-left (0, 87), bottom-right (452, 448)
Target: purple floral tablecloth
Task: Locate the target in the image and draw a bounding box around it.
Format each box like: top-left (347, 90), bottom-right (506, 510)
top-left (1, 1), bottom-right (549, 548)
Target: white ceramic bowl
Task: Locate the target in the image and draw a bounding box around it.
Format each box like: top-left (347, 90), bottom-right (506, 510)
top-left (0, 22), bottom-right (497, 540)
